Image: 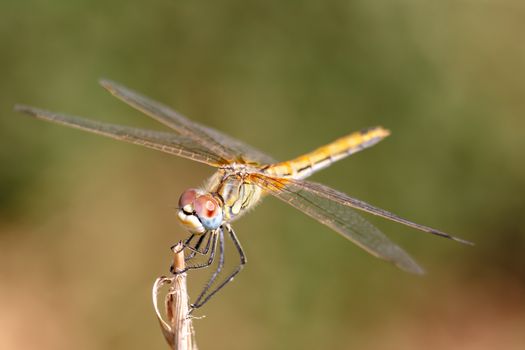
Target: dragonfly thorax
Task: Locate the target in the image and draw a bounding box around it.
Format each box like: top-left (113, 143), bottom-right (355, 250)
top-left (177, 188), bottom-right (224, 234)
top-left (205, 170), bottom-right (264, 223)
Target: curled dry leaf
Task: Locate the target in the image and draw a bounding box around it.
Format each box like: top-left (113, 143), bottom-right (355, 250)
top-left (152, 242), bottom-right (197, 350)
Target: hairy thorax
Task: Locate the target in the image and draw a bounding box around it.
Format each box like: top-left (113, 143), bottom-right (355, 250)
top-left (205, 164), bottom-right (265, 223)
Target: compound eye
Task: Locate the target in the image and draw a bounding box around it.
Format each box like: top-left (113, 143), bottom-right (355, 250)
top-left (194, 195), bottom-right (219, 218)
top-left (178, 188), bottom-right (198, 211)
top-left (194, 195), bottom-right (223, 230)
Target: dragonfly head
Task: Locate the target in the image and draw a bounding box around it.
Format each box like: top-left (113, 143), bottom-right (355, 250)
top-left (177, 188), bottom-right (223, 233)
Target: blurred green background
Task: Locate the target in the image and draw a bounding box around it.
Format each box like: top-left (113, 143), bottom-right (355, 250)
top-left (1, 1), bottom-right (524, 349)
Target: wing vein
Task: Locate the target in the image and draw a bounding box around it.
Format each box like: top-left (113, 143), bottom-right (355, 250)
top-left (250, 174), bottom-right (425, 274)
top-left (14, 105), bottom-right (225, 166)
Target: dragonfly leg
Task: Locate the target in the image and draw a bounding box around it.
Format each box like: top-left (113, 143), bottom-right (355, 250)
top-left (171, 234), bottom-right (203, 273)
top-left (173, 230), bottom-right (219, 274)
top-left (184, 232), bottom-right (213, 262)
top-left (190, 224), bottom-right (246, 310)
top-left (190, 227), bottom-right (226, 309)
top-left (171, 234), bottom-right (195, 254)
top-left (183, 236), bottom-right (203, 262)
top-left (179, 232), bottom-right (212, 255)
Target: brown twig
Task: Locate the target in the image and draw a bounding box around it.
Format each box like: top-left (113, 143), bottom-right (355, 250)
top-left (152, 242), bottom-right (197, 350)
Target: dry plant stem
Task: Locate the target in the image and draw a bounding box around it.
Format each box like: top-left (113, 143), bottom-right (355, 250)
top-left (153, 242), bottom-right (197, 350)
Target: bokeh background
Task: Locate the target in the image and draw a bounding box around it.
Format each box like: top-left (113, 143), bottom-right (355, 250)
top-left (1, 1), bottom-right (524, 349)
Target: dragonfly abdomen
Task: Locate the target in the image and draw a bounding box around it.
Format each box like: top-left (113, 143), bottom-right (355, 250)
top-left (265, 127), bottom-right (390, 179)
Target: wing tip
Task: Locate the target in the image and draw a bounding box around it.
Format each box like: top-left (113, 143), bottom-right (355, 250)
top-left (429, 228), bottom-right (474, 246)
top-left (390, 254), bottom-right (426, 275)
top-left (451, 236), bottom-right (475, 246)
top-left (99, 78), bottom-right (117, 93)
top-left (402, 263), bottom-right (426, 275)
top-left (14, 104), bottom-right (31, 113)
top-left (14, 104), bottom-right (42, 117)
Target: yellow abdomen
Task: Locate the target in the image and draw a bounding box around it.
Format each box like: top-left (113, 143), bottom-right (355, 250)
top-left (265, 127), bottom-right (390, 179)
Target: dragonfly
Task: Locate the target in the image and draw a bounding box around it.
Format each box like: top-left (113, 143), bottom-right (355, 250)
top-left (15, 80), bottom-right (472, 310)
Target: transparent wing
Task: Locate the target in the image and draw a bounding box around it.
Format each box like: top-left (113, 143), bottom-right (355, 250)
top-left (278, 178), bottom-right (472, 245)
top-left (100, 79), bottom-right (277, 165)
top-left (250, 174), bottom-right (425, 274)
top-left (14, 105), bottom-right (226, 166)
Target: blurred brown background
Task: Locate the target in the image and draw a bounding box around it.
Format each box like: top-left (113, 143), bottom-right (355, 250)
top-left (1, 1), bottom-right (524, 349)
